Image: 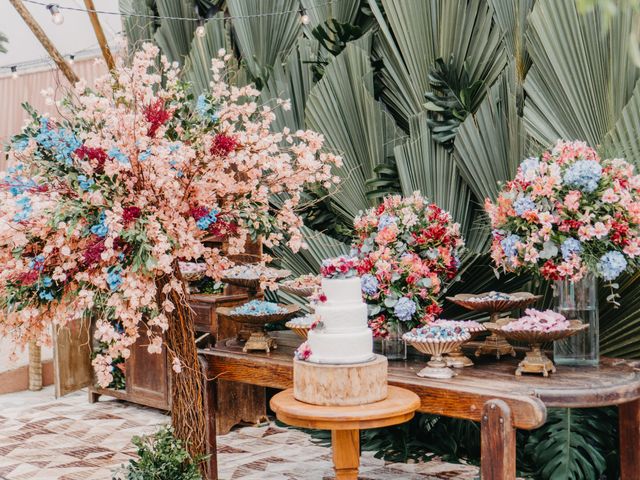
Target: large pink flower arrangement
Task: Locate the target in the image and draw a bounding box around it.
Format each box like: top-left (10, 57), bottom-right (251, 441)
top-left (352, 192), bottom-right (464, 336)
top-left (486, 140), bottom-right (640, 283)
top-left (0, 44), bottom-right (341, 386)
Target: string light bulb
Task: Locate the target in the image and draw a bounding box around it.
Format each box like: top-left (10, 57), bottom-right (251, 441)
top-left (11, 66), bottom-right (18, 80)
top-left (195, 25), bottom-right (206, 38)
top-left (299, 8), bottom-right (310, 25)
top-left (47, 4), bottom-right (64, 25)
top-left (68, 55), bottom-right (75, 65)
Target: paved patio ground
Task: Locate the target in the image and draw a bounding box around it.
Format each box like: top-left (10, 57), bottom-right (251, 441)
top-left (0, 387), bottom-right (480, 479)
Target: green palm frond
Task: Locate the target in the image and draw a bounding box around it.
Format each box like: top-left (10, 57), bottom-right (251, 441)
top-left (119, 0), bottom-right (157, 53)
top-left (524, 407), bottom-right (617, 480)
top-left (393, 112), bottom-right (479, 250)
top-left (153, 0), bottom-right (198, 64)
top-left (300, 0), bottom-right (361, 28)
top-left (604, 80), bottom-right (640, 162)
top-left (454, 64), bottom-right (528, 204)
top-left (184, 14), bottom-right (231, 95)
top-left (523, 0), bottom-right (640, 146)
top-left (600, 271), bottom-right (640, 358)
top-left (370, 0), bottom-right (506, 129)
top-left (228, 0), bottom-right (301, 84)
top-left (260, 39), bottom-right (317, 132)
top-left (305, 38), bottom-right (405, 223)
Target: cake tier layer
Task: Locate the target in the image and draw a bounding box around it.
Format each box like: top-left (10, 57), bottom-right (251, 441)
top-left (315, 302), bottom-right (368, 332)
top-left (307, 328), bottom-right (373, 364)
top-left (293, 355), bottom-right (388, 406)
top-left (321, 277), bottom-right (362, 304)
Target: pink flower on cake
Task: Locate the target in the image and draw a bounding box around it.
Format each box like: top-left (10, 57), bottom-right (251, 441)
top-left (294, 342), bottom-right (312, 361)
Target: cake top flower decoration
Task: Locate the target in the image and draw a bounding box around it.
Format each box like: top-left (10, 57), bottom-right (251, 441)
top-left (320, 256), bottom-right (359, 279)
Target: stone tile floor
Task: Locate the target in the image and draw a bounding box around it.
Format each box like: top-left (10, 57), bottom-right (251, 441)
top-left (0, 387), bottom-right (480, 479)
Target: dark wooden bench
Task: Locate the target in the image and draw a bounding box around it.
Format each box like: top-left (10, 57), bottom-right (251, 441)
top-left (199, 331), bottom-right (640, 480)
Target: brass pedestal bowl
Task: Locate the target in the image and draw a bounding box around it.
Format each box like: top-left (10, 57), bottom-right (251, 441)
top-left (447, 292), bottom-right (542, 359)
top-left (404, 331), bottom-right (471, 379)
top-left (440, 322), bottom-right (486, 368)
top-left (279, 275), bottom-right (321, 298)
top-left (485, 318), bottom-right (588, 377)
top-left (217, 303), bottom-right (300, 353)
top-left (285, 313), bottom-right (317, 340)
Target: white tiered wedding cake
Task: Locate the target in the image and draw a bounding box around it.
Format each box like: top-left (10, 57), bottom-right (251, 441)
top-left (293, 256), bottom-right (388, 406)
top-left (307, 275), bottom-right (373, 364)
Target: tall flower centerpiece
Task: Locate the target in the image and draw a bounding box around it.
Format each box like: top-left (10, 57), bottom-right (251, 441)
top-left (0, 44), bottom-right (340, 462)
top-left (486, 140), bottom-right (640, 365)
top-left (353, 192), bottom-right (465, 359)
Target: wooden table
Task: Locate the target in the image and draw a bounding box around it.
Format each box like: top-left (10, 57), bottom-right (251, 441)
top-left (270, 386), bottom-right (420, 480)
top-left (199, 331), bottom-right (640, 480)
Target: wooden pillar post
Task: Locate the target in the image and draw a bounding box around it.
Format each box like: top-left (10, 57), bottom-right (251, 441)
top-left (481, 399), bottom-right (516, 480)
top-left (199, 355), bottom-right (218, 480)
top-left (619, 399), bottom-right (640, 480)
top-left (331, 429), bottom-right (360, 480)
top-left (9, 0), bottom-right (79, 84)
top-left (28, 340), bottom-right (42, 391)
top-left (83, 0), bottom-right (115, 70)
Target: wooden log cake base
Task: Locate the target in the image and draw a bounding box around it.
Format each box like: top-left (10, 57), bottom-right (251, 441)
top-left (294, 354), bottom-right (388, 406)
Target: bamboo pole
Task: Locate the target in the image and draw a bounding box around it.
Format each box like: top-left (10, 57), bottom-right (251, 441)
top-left (9, 0), bottom-right (79, 84)
top-left (83, 0), bottom-right (115, 71)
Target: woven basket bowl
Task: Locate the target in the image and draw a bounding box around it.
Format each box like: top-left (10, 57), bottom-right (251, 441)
top-left (447, 292), bottom-right (542, 313)
top-left (217, 304), bottom-right (300, 326)
top-left (279, 284), bottom-right (318, 298)
top-left (484, 319), bottom-right (588, 344)
top-left (404, 333), bottom-right (471, 356)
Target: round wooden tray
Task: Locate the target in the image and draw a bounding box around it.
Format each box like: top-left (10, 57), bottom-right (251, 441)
top-left (217, 304), bottom-right (301, 325)
top-left (447, 292), bottom-right (542, 313)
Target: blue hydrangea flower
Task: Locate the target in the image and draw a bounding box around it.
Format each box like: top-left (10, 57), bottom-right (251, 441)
top-left (107, 147), bottom-right (130, 165)
top-left (231, 300), bottom-right (287, 316)
top-left (563, 160), bottom-right (602, 193)
top-left (13, 138), bottom-right (29, 151)
top-left (42, 276), bottom-right (53, 287)
top-left (500, 234), bottom-right (521, 259)
top-left (520, 157), bottom-right (540, 176)
top-left (196, 95), bottom-right (220, 122)
top-left (561, 238), bottom-right (582, 260)
top-left (77, 175), bottom-right (95, 191)
top-left (361, 274), bottom-right (379, 296)
top-left (598, 251), bottom-right (628, 281)
top-left (513, 196), bottom-right (537, 216)
top-left (394, 297), bottom-right (417, 322)
top-left (195, 208), bottom-right (219, 230)
top-left (377, 214), bottom-right (397, 231)
top-left (90, 212), bottom-right (108, 237)
top-left (107, 269), bottom-right (123, 291)
top-left (13, 195), bottom-right (32, 222)
top-left (38, 290), bottom-right (54, 302)
top-left (35, 118), bottom-right (81, 165)
top-left (139, 150), bottom-right (151, 161)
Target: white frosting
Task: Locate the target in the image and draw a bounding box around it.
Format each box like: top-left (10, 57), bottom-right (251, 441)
top-left (307, 276), bottom-right (373, 364)
top-left (307, 329), bottom-right (374, 364)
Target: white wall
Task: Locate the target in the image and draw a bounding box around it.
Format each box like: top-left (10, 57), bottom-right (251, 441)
top-left (0, 337), bottom-right (52, 373)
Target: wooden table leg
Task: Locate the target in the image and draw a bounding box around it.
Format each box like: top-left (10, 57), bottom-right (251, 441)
top-left (619, 398), bottom-right (640, 480)
top-left (331, 430), bottom-right (360, 480)
top-left (481, 399), bottom-right (516, 480)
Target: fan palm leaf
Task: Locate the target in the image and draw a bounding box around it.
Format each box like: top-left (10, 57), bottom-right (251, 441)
top-left (369, 0), bottom-right (506, 129)
top-left (305, 37), bottom-right (405, 223)
top-left (227, 0), bottom-right (301, 83)
top-left (119, 0), bottom-right (157, 53)
top-left (604, 80), bottom-right (640, 162)
top-left (300, 0), bottom-right (361, 28)
top-left (523, 0), bottom-right (640, 147)
top-left (153, 0), bottom-right (198, 65)
top-left (453, 64), bottom-right (528, 204)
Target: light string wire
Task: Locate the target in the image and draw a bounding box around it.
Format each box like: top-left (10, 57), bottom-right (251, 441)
top-left (23, 0), bottom-right (332, 22)
top-left (4, 0), bottom-right (332, 74)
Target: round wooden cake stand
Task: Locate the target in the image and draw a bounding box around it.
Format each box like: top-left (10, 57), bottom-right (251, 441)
top-left (270, 386), bottom-right (420, 480)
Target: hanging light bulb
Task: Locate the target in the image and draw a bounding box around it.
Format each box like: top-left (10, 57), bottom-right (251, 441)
top-left (195, 25), bottom-right (206, 38)
top-left (10, 66), bottom-right (18, 80)
top-left (299, 8), bottom-right (310, 25)
top-left (68, 55), bottom-right (75, 65)
top-left (47, 4), bottom-right (64, 25)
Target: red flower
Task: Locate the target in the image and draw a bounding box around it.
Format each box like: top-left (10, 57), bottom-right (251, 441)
top-left (122, 206), bottom-right (141, 225)
top-left (189, 206), bottom-right (209, 220)
top-left (375, 204), bottom-right (385, 215)
top-left (318, 294), bottom-right (327, 303)
top-left (610, 221), bottom-right (630, 246)
top-left (17, 270), bottom-right (39, 286)
top-left (425, 303), bottom-right (442, 317)
top-left (541, 260), bottom-right (560, 281)
top-left (75, 146), bottom-right (107, 173)
top-left (84, 238), bottom-right (105, 266)
top-left (210, 133), bottom-right (238, 157)
top-left (144, 99), bottom-right (172, 137)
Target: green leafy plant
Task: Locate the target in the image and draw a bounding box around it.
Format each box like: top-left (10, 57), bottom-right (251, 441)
top-left (115, 426), bottom-right (205, 480)
top-left (425, 56), bottom-right (485, 150)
